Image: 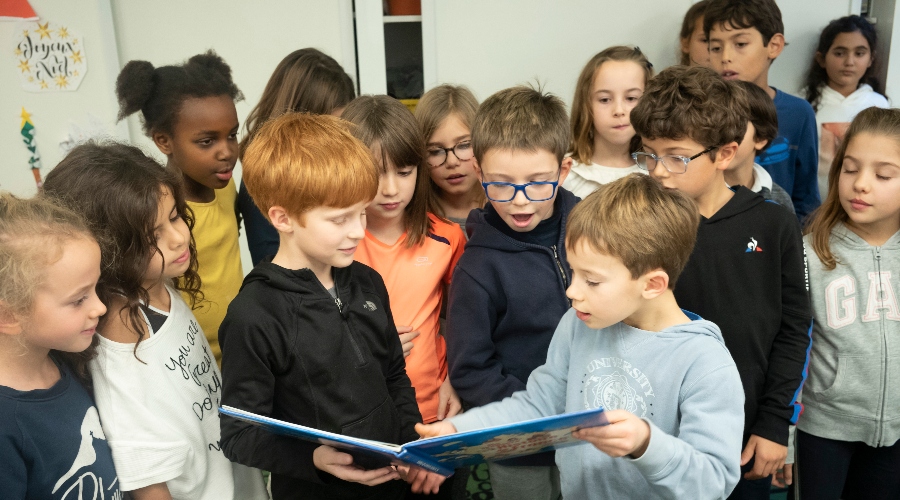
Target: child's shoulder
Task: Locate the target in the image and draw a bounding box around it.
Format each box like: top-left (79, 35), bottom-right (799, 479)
top-left (427, 212), bottom-right (466, 246)
top-left (773, 88), bottom-right (816, 116)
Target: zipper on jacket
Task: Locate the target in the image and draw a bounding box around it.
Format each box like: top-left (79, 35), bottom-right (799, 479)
top-left (876, 246), bottom-right (888, 446)
top-left (551, 244), bottom-right (569, 289)
top-left (333, 285), bottom-right (366, 365)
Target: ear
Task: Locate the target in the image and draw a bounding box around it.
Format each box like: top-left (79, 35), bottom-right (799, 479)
top-left (754, 136), bottom-right (769, 153)
top-left (680, 36), bottom-right (691, 56)
top-left (815, 51), bottom-right (826, 68)
top-left (267, 206), bottom-right (294, 233)
top-left (713, 141), bottom-right (739, 171)
top-left (474, 159), bottom-right (483, 181)
top-left (558, 156), bottom-right (573, 185)
top-left (766, 33), bottom-right (786, 61)
top-left (153, 131), bottom-right (174, 157)
top-left (0, 304), bottom-right (23, 336)
top-left (641, 269), bottom-right (670, 299)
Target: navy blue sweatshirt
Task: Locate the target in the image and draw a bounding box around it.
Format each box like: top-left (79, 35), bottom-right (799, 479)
top-left (674, 187), bottom-right (812, 446)
top-left (445, 189), bottom-right (578, 466)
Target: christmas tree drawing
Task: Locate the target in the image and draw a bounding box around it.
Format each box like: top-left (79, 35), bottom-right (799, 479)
top-left (20, 108), bottom-right (43, 189)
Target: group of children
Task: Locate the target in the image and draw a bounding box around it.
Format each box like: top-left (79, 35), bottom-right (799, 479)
top-left (1, 0), bottom-right (898, 499)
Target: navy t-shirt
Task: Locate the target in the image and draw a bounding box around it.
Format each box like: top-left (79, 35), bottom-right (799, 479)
top-left (0, 360), bottom-right (120, 499)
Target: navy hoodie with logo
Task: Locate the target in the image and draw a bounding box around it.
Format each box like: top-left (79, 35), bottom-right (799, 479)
top-left (218, 261), bottom-right (420, 500)
top-left (674, 186), bottom-right (812, 447)
top-left (445, 188), bottom-right (578, 466)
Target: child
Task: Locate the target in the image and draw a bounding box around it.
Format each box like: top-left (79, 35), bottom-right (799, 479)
top-left (42, 143), bottom-right (267, 500)
top-left (219, 113), bottom-right (442, 499)
top-left (630, 65), bottom-right (812, 500)
top-left (680, 0), bottom-right (711, 67)
top-left (415, 84), bottom-right (485, 236)
top-left (0, 193), bottom-right (120, 499)
top-left (726, 80), bottom-right (795, 213)
top-left (116, 50), bottom-right (244, 363)
top-left (239, 48), bottom-right (356, 265)
top-left (421, 173), bottom-right (745, 499)
top-left (445, 86), bottom-right (577, 500)
top-left (800, 106), bottom-right (900, 499)
top-left (803, 15), bottom-right (889, 198)
top-left (344, 95), bottom-right (466, 498)
top-left (705, 0), bottom-right (821, 221)
top-left (343, 95), bottom-right (465, 424)
top-left (565, 46), bottom-right (653, 198)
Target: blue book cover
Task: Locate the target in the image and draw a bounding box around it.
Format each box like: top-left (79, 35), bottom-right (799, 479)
top-left (219, 405), bottom-right (607, 477)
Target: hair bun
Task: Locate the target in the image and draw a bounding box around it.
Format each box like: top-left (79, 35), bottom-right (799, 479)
top-left (187, 50), bottom-right (233, 80)
top-left (115, 60), bottom-right (156, 121)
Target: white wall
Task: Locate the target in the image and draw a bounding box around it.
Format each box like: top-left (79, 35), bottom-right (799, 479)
top-left (427, 0), bottom-right (854, 106)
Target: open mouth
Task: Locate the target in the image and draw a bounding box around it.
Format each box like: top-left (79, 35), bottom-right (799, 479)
top-left (722, 70), bottom-right (738, 80)
top-left (510, 213), bottom-right (534, 227)
top-left (575, 310), bottom-right (591, 322)
top-left (446, 173), bottom-right (466, 185)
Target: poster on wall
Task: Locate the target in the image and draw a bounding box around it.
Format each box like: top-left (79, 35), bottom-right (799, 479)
top-left (13, 20), bottom-right (87, 92)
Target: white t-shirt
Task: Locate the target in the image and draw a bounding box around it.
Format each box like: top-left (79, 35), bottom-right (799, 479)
top-left (562, 159), bottom-right (645, 199)
top-left (815, 84), bottom-right (890, 197)
top-left (90, 286), bottom-right (267, 499)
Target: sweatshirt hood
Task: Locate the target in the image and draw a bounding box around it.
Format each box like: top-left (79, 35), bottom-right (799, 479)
top-left (706, 186), bottom-right (766, 223)
top-left (657, 311), bottom-right (727, 349)
top-left (830, 222), bottom-right (900, 250)
top-left (464, 188), bottom-right (579, 250)
top-left (241, 260), bottom-right (328, 294)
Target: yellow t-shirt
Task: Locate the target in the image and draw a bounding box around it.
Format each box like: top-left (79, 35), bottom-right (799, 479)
top-left (354, 214), bottom-right (465, 423)
top-left (183, 179), bottom-right (243, 363)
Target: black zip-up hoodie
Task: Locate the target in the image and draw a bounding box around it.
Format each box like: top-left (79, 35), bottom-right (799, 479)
top-left (445, 188), bottom-right (578, 466)
top-left (219, 261), bottom-right (420, 500)
top-left (674, 187), bottom-right (812, 446)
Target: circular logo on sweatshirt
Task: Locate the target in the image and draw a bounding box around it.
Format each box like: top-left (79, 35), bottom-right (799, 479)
top-left (584, 372), bottom-right (647, 417)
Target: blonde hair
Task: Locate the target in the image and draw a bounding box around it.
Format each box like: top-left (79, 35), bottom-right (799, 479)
top-left (473, 85), bottom-right (570, 164)
top-left (242, 113), bottom-right (378, 221)
top-left (0, 192), bottom-right (98, 382)
top-left (570, 46), bottom-right (654, 165)
top-left (415, 84), bottom-right (485, 215)
top-left (566, 174), bottom-right (699, 287)
top-left (806, 107), bottom-right (900, 269)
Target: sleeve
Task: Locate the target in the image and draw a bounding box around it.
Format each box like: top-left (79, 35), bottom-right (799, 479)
top-left (750, 218), bottom-right (813, 445)
top-left (791, 105), bottom-right (822, 221)
top-left (370, 271), bottom-right (422, 443)
top-left (90, 354), bottom-right (192, 491)
top-left (445, 265), bottom-right (526, 408)
top-left (627, 362), bottom-right (745, 500)
top-left (450, 314), bottom-right (573, 432)
top-left (0, 410), bottom-right (27, 499)
top-left (237, 181), bottom-right (280, 266)
top-left (218, 308), bottom-right (324, 484)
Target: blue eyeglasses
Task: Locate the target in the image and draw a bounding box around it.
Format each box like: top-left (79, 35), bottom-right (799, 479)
top-left (481, 169), bottom-right (561, 202)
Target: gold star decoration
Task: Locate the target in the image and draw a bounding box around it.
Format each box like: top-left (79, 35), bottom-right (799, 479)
top-left (17, 59), bottom-right (30, 73)
top-left (22, 29), bottom-right (30, 37)
top-left (57, 27), bottom-right (69, 39)
top-left (73, 39), bottom-right (79, 45)
top-left (14, 47), bottom-right (22, 56)
top-left (39, 80), bottom-right (48, 89)
top-left (28, 76), bottom-right (34, 82)
top-left (72, 70), bottom-right (79, 76)
top-left (70, 51), bottom-right (83, 64)
top-left (36, 22), bottom-right (51, 39)
top-left (54, 74), bottom-right (68, 89)
top-left (20, 108), bottom-right (32, 126)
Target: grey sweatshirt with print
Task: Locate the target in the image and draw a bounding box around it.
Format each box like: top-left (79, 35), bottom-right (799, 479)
top-left (800, 225), bottom-right (900, 447)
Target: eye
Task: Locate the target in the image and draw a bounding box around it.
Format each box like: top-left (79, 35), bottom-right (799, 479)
top-left (228, 132), bottom-right (238, 140)
top-left (456, 142), bottom-right (472, 152)
top-left (709, 46), bottom-right (722, 53)
top-left (331, 217), bottom-right (348, 225)
top-left (427, 149), bottom-right (444, 157)
top-left (72, 296), bottom-right (87, 306)
top-left (597, 97), bottom-right (611, 104)
top-left (197, 138), bottom-right (213, 146)
top-left (877, 174), bottom-right (893, 181)
top-left (585, 279), bottom-right (600, 287)
top-left (398, 169), bottom-right (415, 177)
top-left (736, 42), bottom-right (748, 48)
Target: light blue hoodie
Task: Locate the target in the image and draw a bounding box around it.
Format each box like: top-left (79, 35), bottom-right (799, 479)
top-left (450, 309), bottom-right (745, 500)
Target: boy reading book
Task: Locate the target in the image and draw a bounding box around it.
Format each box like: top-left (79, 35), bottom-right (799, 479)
top-left (420, 174), bottom-right (745, 499)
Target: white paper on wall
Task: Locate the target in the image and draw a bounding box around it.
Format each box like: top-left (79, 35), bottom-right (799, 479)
top-left (13, 20), bottom-right (87, 92)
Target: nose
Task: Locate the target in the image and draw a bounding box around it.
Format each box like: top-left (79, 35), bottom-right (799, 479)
top-left (381, 172), bottom-right (399, 197)
top-left (91, 294), bottom-right (108, 318)
top-left (720, 44), bottom-right (733, 64)
top-left (613, 97), bottom-right (625, 117)
top-left (445, 149), bottom-right (461, 169)
top-left (565, 282), bottom-right (578, 301)
top-left (649, 161), bottom-right (669, 180)
top-left (219, 138), bottom-right (237, 162)
top-left (349, 213), bottom-right (366, 240)
top-left (511, 187), bottom-right (530, 206)
top-left (853, 170), bottom-right (872, 193)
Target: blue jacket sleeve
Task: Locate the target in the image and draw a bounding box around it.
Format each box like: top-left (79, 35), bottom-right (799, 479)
top-left (791, 106), bottom-right (821, 221)
top-left (446, 266), bottom-right (527, 408)
top-left (237, 181), bottom-right (280, 266)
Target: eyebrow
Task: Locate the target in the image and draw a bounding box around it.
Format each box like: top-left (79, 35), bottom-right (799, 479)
top-left (427, 134), bottom-right (470, 147)
top-left (844, 156), bottom-right (900, 169)
top-left (482, 170), bottom-right (558, 181)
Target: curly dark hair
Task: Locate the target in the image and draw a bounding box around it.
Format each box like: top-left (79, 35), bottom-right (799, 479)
top-left (631, 66), bottom-right (749, 154)
top-left (804, 15), bottom-right (883, 112)
top-left (43, 142), bottom-right (203, 360)
top-left (116, 50), bottom-right (243, 136)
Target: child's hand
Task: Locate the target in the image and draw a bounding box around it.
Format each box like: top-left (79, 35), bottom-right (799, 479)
top-left (771, 464), bottom-right (793, 488)
top-left (415, 420), bottom-right (457, 439)
top-left (741, 434), bottom-right (787, 480)
top-left (312, 445), bottom-right (399, 485)
top-left (396, 464), bottom-right (447, 494)
top-left (572, 409), bottom-right (651, 458)
top-left (397, 326), bottom-right (420, 357)
top-left (437, 377), bottom-right (462, 420)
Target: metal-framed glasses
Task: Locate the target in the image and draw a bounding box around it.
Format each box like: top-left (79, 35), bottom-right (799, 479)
top-left (631, 146), bottom-right (717, 174)
top-left (481, 170), bottom-right (561, 202)
top-left (426, 141), bottom-right (474, 168)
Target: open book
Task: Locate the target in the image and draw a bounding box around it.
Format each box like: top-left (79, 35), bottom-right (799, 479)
top-left (220, 405), bottom-right (607, 476)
